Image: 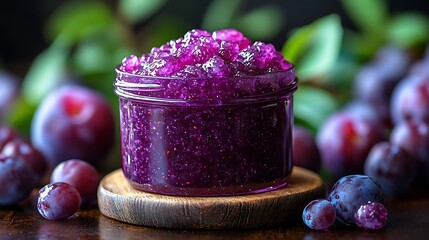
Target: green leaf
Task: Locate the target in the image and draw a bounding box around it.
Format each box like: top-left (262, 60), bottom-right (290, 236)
top-left (325, 54), bottom-right (359, 91)
top-left (138, 15), bottom-right (188, 52)
top-left (342, 29), bottom-right (382, 62)
top-left (387, 13), bottom-right (429, 48)
top-left (46, 1), bottom-right (112, 43)
top-left (341, 0), bottom-right (387, 33)
top-left (81, 72), bottom-right (117, 104)
top-left (119, 0), bottom-right (167, 23)
top-left (201, 0), bottom-right (243, 31)
top-left (73, 40), bottom-right (112, 74)
top-left (282, 14), bottom-right (343, 81)
top-left (72, 33), bottom-right (133, 76)
top-left (3, 96), bottom-right (37, 137)
top-left (294, 85), bottom-right (339, 132)
top-left (232, 5), bottom-right (285, 40)
top-left (21, 36), bottom-right (69, 104)
top-left (281, 25), bottom-right (314, 65)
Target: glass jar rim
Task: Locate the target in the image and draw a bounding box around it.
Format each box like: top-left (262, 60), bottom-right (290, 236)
top-left (114, 65), bottom-right (296, 81)
top-left (114, 66), bottom-right (297, 106)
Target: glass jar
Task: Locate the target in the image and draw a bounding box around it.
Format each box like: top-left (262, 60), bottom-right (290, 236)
top-left (114, 67), bottom-right (297, 196)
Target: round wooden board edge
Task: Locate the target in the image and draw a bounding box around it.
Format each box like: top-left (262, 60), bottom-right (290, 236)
top-left (98, 166), bottom-right (325, 229)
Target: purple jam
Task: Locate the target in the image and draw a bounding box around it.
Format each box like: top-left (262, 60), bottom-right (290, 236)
top-left (114, 29), bottom-right (297, 196)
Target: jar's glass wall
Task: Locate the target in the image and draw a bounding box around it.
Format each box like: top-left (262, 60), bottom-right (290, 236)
top-left (119, 97), bottom-right (293, 196)
top-left (115, 70), bottom-right (297, 196)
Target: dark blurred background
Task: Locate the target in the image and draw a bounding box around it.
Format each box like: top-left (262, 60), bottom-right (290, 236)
top-left (1, 0), bottom-right (428, 76)
top-left (0, 0), bottom-right (427, 172)
top-left (0, 0), bottom-right (428, 139)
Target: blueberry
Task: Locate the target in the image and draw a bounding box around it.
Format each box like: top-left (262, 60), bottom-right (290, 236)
top-left (302, 199), bottom-right (336, 230)
top-left (31, 85), bottom-right (115, 168)
top-left (364, 142), bottom-right (416, 196)
top-left (0, 154), bottom-right (38, 206)
top-left (2, 138), bottom-right (48, 183)
top-left (316, 112), bottom-right (385, 177)
top-left (50, 159), bottom-right (100, 208)
top-left (354, 201), bottom-right (388, 230)
top-left (327, 175), bottom-right (384, 225)
top-left (390, 119), bottom-right (429, 183)
top-left (293, 126), bottom-right (321, 172)
top-left (390, 75), bottom-right (429, 124)
top-left (37, 182), bottom-right (81, 220)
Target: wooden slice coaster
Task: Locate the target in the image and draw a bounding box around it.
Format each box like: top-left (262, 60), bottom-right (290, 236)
top-left (98, 166), bottom-right (324, 229)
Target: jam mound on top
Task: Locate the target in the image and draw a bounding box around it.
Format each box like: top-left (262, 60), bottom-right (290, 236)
top-left (119, 29), bottom-right (292, 78)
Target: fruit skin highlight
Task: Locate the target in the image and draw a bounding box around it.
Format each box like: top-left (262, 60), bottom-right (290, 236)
top-left (390, 75), bottom-right (429, 124)
top-left (2, 138), bottom-right (48, 183)
top-left (354, 201), bottom-right (388, 230)
top-left (31, 85), bottom-right (115, 168)
top-left (316, 112), bottom-right (385, 177)
top-left (0, 124), bottom-right (18, 150)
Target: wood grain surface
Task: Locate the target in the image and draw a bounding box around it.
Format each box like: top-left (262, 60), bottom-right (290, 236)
top-left (2, 176), bottom-right (429, 239)
top-left (97, 166), bottom-right (325, 229)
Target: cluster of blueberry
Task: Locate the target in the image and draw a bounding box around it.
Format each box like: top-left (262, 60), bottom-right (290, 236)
top-left (0, 85), bottom-right (115, 220)
top-left (37, 159), bottom-right (100, 220)
top-left (295, 44), bottom-right (429, 230)
top-left (320, 45), bottom-right (429, 194)
top-left (0, 124), bottom-right (100, 221)
top-left (302, 175), bottom-right (387, 230)
top-left (0, 126), bottom-right (47, 206)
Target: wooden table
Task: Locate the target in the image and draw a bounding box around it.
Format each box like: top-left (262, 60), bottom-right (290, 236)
top-left (1, 185), bottom-right (428, 239)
